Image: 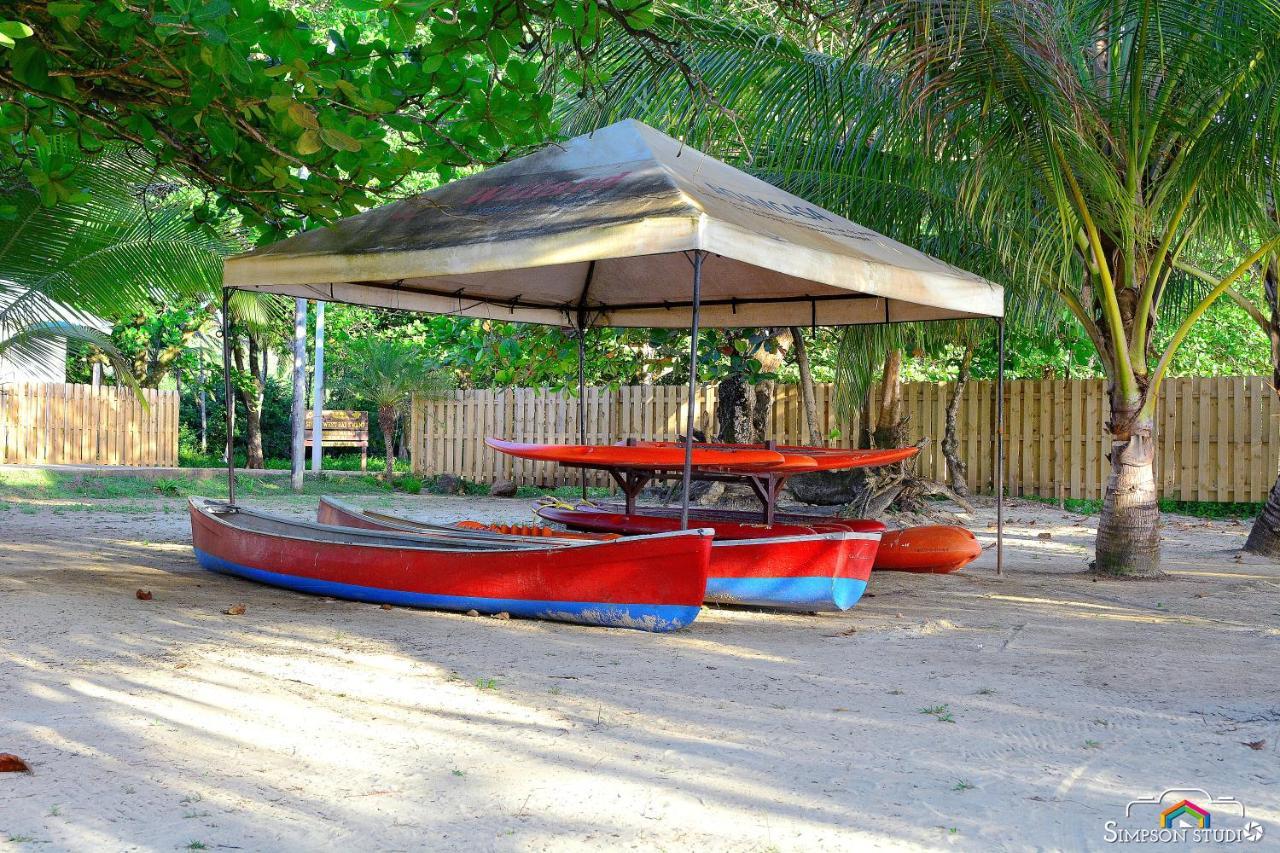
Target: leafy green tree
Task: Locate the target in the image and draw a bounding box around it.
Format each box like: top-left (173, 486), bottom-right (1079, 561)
top-left (566, 0), bottom-right (1280, 576)
top-left (333, 337), bottom-right (453, 480)
top-left (0, 0), bottom-right (564, 233)
top-left (0, 0), bottom-right (671, 231)
top-left (87, 300), bottom-right (214, 389)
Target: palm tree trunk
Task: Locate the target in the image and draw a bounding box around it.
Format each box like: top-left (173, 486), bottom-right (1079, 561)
top-left (789, 327), bottom-right (821, 445)
top-left (1245, 259), bottom-right (1280, 557)
top-left (378, 405), bottom-right (397, 481)
top-left (942, 342), bottom-right (974, 496)
top-left (1094, 399), bottom-right (1161, 575)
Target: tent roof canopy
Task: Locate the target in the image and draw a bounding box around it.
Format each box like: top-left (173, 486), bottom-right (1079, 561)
top-left (223, 120), bottom-right (1003, 329)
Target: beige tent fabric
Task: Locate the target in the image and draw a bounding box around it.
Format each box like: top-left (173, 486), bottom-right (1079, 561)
top-left (224, 120), bottom-right (1003, 328)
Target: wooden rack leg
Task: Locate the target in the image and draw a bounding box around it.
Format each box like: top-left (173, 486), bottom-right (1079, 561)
top-left (607, 469), bottom-right (651, 515)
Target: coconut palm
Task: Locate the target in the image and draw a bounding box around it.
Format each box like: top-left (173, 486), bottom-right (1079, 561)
top-left (560, 0), bottom-right (1280, 575)
top-left (0, 147), bottom-right (229, 382)
top-left (333, 338), bottom-right (454, 481)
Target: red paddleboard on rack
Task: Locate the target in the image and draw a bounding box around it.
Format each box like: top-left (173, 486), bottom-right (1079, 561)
top-left (629, 441), bottom-right (919, 472)
top-left (485, 438), bottom-right (785, 470)
top-left (190, 498), bottom-right (713, 632)
top-left (591, 504), bottom-right (981, 574)
top-left (535, 504), bottom-right (879, 611)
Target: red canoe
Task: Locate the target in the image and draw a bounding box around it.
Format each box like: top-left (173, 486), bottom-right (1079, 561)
top-left (318, 496), bottom-right (605, 543)
top-left (570, 504), bottom-right (981, 574)
top-left (189, 498), bottom-right (712, 632)
top-left (533, 504), bottom-right (879, 611)
top-left (320, 498), bottom-right (877, 612)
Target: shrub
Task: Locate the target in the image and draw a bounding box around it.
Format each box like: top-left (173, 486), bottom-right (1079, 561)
top-left (396, 475), bottom-right (423, 494)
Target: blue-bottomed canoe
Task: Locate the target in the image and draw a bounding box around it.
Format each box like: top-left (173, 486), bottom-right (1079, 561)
top-left (315, 497), bottom-right (878, 613)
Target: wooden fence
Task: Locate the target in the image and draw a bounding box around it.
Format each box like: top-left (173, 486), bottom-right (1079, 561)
top-left (0, 382), bottom-right (180, 467)
top-left (411, 376), bottom-right (1280, 503)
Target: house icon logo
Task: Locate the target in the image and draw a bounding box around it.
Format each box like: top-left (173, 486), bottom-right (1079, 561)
top-left (1160, 799), bottom-right (1210, 829)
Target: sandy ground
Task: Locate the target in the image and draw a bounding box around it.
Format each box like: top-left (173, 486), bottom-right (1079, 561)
top-left (2, 492), bottom-right (1279, 852)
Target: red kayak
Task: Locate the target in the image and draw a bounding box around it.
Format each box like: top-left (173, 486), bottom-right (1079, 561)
top-left (190, 498), bottom-right (712, 632)
top-left (535, 504), bottom-right (867, 539)
top-left (486, 437), bottom-right (785, 470)
top-left (534, 504), bottom-right (879, 611)
top-left (631, 441), bottom-right (919, 472)
top-left (575, 503), bottom-right (981, 574)
top-left (593, 502), bottom-right (886, 533)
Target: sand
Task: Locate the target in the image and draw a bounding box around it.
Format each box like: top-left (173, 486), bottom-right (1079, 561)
top-left (2, 493), bottom-right (1278, 851)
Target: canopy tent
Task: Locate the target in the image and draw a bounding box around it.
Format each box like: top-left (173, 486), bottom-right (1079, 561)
top-left (221, 119), bottom-right (1008, 569)
top-left (224, 120), bottom-right (1002, 329)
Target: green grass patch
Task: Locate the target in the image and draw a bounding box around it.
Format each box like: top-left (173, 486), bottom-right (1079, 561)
top-left (0, 468), bottom-right (618, 508)
top-left (1021, 492), bottom-right (1262, 519)
top-left (180, 450), bottom-right (410, 474)
top-left (0, 470), bottom-right (396, 503)
top-left (515, 484), bottom-right (613, 500)
top-left (1157, 499), bottom-right (1262, 519)
top-left (1020, 494), bottom-right (1104, 514)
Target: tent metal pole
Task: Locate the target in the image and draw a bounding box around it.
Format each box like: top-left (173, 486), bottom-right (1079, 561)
top-left (996, 317), bottom-right (1005, 576)
top-left (577, 324), bottom-right (588, 501)
top-left (680, 251), bottom-right (705, 530)
top-left (221, 288), bottom-right (236, 507)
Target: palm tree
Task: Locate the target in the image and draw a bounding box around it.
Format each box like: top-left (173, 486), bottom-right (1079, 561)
top-left (561, 0), bottom-right (1280, 575)
top-left (0, 147), bottom-right (228, 382)
top-left (333, 338), bottom-right (453, 481)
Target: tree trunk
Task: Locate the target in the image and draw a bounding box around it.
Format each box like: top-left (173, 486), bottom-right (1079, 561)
top-left (1246, 258), bottom-right (1280, 556)
top-left (233, 336), bottom-right (266, 469)
top-left (197, 357), bottom-right (208, 455)
top-left (942, 342), bottom-right (974, 497)
top-left (872, 348), bottom-right (906, 448)
top-left (379, 405), bottom-right (397, 482)
top-left (290, 298), bottom-right (308, 492)
top-left (716, 373), bottom-right (754, 442)
top-left (1094, 412), bottom-right (1161, 576)
top-left (396, 413), bottom-right (410, 461)
top-left (789, 327), bottom-right (822, 445)
top-left (311, 301), bottom-right (325, 472)
top-left (752, 380), bottom-right (773, 442)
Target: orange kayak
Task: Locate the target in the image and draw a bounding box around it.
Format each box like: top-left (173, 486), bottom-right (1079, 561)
top-left (486, 438), bottom-right (785, 470)
top-left (874, 526), bottom-right (982, 573)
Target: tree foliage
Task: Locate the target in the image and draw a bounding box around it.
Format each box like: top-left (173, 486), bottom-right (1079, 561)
top-left (0, 0), bottom-right (667, 234)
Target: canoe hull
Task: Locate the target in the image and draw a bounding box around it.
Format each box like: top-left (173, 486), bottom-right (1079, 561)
top-left (592, 504), bottom-right (979, 574)
top-left (190, 499), bottom-right (711, 632)
top-left (535, 505), bottom-right (877, 612)
top-left (706, 534), bottom-right (874, 611)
